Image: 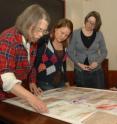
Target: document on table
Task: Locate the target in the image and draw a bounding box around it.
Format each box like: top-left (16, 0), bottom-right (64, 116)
top-left (3, 87), bottom-right (117, 124)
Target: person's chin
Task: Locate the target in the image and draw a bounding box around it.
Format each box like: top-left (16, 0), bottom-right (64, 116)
top-left (58, 39), bottom-right (63, 43)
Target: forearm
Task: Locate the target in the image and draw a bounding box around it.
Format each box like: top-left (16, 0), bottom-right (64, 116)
top-left (10, 83), bottom-right (35, 102)
top-left (10, 83), bottom-right (48, 113)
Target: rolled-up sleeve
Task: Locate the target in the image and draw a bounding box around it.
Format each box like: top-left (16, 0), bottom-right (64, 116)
top-left (1, 72), bottom-right (22, 91)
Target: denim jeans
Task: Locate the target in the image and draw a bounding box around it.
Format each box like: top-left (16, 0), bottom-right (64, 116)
top-left (37, 81), bottom-right (65, 91)
top-left (74, 68), bottom-right (105, 89)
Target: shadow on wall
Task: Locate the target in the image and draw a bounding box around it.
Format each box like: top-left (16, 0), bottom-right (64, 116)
top-left (0, 0), bottom-right (65, 33)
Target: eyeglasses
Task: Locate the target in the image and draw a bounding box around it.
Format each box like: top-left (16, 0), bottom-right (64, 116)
top-left (34, 27), bottom-right (48, 35)
top-left (86, 20), bottom-right (96, 26)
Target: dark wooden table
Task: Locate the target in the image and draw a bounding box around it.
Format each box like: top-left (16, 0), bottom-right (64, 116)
top-left (0, 101), bottom-right (69, 124)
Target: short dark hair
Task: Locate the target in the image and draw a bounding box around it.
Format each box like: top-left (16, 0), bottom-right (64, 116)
top-left (84, 11), bottom-right (102, 32)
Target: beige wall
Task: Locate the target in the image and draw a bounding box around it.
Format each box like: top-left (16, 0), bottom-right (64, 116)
top-left (65, 0), bottom-right (117, 70)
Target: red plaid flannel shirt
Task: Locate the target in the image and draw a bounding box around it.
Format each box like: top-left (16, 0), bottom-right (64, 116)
top-left (0, 27), bottom-right (37, 100)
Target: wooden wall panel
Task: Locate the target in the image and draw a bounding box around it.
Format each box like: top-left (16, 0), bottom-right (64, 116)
top-left (66, 71), bottom-right (75, 86)
top-left (108, 71), bottom-right (117, 88)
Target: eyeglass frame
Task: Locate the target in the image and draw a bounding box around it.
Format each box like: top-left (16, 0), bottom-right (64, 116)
top-left (33, 27), bottom-right (49, 35)
top-left (86, 19), bottom-right (96, 27)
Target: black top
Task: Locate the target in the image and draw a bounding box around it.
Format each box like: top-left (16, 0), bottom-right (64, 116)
top-left (81, 30), bottom-right (96, 65)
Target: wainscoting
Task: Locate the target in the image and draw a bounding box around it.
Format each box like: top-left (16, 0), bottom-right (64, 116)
top-left (108, 71), bottom-right (117, 88)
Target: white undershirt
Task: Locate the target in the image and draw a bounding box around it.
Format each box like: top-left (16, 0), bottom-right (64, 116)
top-left (22, 36), bottom-right (30, 63)
top-left (1, 73), bottom-right (22, 92)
